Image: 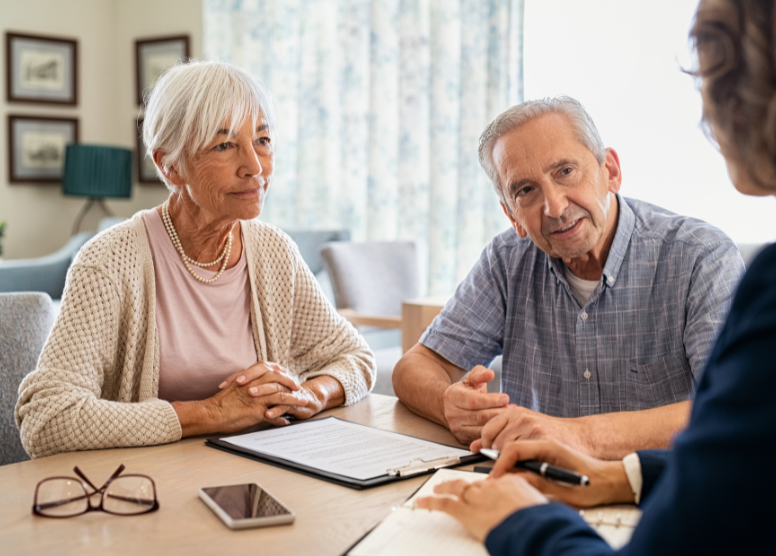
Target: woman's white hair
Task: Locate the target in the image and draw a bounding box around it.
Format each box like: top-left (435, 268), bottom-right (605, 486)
top-left (478, 96), bottom-right (606, 204)
top-left (142, 60), bottom-right (276, 189)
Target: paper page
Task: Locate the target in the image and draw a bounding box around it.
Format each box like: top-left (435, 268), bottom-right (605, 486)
top-left (222, 418), bottom-right (472, 481)
top-left (349, 469), bottom-right (488, 556)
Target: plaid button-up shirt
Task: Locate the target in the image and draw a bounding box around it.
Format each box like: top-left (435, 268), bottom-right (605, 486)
top-left (421, 195), bottom-right (744, 417)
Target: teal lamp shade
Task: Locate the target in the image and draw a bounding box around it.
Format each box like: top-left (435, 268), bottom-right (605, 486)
top-left (62, 145), bottom-right (132, 198)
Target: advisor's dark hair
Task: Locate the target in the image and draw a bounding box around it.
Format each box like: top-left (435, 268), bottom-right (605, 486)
top-left (691, 0), bottom-right (776, 190)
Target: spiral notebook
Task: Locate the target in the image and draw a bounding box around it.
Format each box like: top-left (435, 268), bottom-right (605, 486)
top-left (346, 468), bottom-right (642, 555)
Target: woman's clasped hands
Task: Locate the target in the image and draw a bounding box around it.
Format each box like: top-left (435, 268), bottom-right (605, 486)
top-left (213, 361), bottom-right (314, 430)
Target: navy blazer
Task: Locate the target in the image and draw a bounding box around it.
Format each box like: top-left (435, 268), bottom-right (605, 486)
top-left (486, 243), bottom-right (776, 556)
top-left (635, 449), bottom-right (669, 504)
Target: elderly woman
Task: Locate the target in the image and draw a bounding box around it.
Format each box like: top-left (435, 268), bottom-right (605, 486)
top-left (417, 0), bottom-right (776, 553)
top-left (16, 61), bottom-right (374, 458)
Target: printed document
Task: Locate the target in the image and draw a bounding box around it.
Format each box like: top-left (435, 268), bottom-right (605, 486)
top-left (221, 418), bottom-right (473, 481)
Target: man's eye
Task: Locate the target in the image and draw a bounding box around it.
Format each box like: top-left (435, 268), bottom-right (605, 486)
top-left (517, 186), bottom-right (533, 197)
top-left (559, 167), bottom-right (573, 176)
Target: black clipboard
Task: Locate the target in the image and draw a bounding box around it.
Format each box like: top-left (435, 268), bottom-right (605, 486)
top-left (205, 417), bottom-right (485, 490)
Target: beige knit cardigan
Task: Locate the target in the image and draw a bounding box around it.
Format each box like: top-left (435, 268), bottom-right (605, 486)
top-left (16, 213), bottom-right (375, 459)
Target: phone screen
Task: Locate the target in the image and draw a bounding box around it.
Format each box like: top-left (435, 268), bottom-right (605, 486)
top-left (201, 484), bottom-right (291, 520)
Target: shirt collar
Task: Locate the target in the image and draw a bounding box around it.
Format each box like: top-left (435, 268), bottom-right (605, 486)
top-left (547, 193), bottom-right (634, 288)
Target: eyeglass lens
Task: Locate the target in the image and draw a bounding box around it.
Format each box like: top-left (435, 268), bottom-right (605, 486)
top-left (36, 476), bottom-right (156, 516)
top-left (104, 476), bottom-right (156, 514)
top-left (35, 479), bottom-right (89, 517)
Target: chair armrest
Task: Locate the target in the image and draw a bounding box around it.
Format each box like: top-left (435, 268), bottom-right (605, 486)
top-left (338, 309), bottom-right (402, 329)
top-left (0, 232), bottom-right (93, 298)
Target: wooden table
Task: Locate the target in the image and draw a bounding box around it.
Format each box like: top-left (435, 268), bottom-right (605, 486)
top-left (0, 395), bottom-right (482, 556)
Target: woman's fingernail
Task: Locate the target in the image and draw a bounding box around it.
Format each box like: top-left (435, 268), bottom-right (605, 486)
top-left (266, 410), bottom-right (275, 418)
top-left (237, 375), bottom-right (246, 384)
top-left (218, 381), bottom-right (227, 389)
top-left (249, 387), bottom-right (258, 395)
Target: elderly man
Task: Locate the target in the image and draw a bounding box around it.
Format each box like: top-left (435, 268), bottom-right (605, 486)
top-left (392, 96), bottom-right (744, 460)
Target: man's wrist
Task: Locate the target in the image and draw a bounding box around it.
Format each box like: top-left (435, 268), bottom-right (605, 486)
top-left (568, 415), bottom-right (594, 454)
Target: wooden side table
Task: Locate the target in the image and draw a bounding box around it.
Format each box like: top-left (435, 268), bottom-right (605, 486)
top-left (401, 295), bottom-right (450, 353)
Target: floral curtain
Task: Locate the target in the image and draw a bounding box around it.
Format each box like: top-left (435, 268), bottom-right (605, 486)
top-left (204, 0), bottom-right (524, 294)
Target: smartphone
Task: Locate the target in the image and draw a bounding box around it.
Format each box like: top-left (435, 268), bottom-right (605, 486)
top-left (199, 483), bottom-right (295, 530)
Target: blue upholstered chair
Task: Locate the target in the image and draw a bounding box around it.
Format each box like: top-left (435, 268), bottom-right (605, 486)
top-left (0, 292), bottom-right (56, 465)
top-left (320, 241), bottom-right (420, 396)
top-left (283, 229), bottom-right (350, 305)
top-left (0, 232), bottom-right (93, 300)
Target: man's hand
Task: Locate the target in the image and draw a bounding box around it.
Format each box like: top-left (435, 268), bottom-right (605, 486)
top-left (469, 404), bottom-right (592, 455)
top-left (442, 366), bottom-right (510, 444)
top-left (491, 440), bottom-right (635, 508)
top-left (416, 475), bottom-right (548, 542)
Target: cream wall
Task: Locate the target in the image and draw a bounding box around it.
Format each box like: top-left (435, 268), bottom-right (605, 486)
top-left (0, 0), bottom-right (202, 258)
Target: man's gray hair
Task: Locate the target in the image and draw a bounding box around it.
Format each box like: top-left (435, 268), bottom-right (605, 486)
top-left (142, 60), bottom-right (276, 190)
top-left (478, 96), bottom-right (606, 203)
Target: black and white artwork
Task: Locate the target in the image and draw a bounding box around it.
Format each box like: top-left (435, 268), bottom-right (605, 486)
top-left (6, 32), bottom-right (78, 105)
top-left (8, 115), bottom-right (79, 183)
top-left (136, 118), bottom-right (162, 184)
top-left (135, 35), bottom-right (189, 105)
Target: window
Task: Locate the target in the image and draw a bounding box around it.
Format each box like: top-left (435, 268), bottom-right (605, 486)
top-left (525, 0), bottom-right (774, 244)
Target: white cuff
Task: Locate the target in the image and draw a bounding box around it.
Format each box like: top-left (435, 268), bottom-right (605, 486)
top-left (622, 452), bottom-right (643, 505)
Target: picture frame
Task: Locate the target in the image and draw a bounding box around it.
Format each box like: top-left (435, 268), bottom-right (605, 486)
top-left (135, 35), bottom-right (189, 105)
top-left (6, 32), bottom-right (78, 105)
top-left (136, 118), bottom-right (162, 184)
top-left (8, 115), bottom-right (79, 183)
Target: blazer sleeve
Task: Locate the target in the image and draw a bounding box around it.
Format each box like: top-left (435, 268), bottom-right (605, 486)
top-left (635, 449), bottom-right (669, 504)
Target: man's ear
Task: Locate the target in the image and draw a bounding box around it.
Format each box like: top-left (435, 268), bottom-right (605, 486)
top-left (500, 202), bottom-right (527, 238)
top-left (603, 148), bottom-right (622, 194)
top-left (152, 151), bottom-right (184, 187)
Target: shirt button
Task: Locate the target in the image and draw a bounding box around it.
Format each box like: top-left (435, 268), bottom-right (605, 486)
top-left (581, 311), bottom-right (588, 321)
top-left (584, 369), bottom-right (591, 379)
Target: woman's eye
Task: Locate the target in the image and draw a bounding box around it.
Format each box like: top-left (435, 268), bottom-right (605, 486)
top-left (213, 142), bottom-right (231, 151)
top-left (257, 136), bottom-right (271, 147)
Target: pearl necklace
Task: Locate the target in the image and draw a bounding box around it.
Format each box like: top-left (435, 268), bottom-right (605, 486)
top-left (162, 200), bottom-right (232, 284)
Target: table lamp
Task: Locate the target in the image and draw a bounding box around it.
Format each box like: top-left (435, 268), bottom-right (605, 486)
top-left (62, 144), bottom-right (132, 234)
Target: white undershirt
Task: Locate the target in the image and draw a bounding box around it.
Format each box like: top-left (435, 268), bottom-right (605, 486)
top-left (562, 265), bottom-right (600, 306)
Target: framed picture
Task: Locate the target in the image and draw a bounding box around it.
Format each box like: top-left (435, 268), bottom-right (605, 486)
top-left (135, 35), bottom-right (189, 105)
top-left (8, 115), bottom-right (79, 183)
top-left (5, 32), bottom-right (78, 105)
top-left (136, 118), bottom-right (162, 184)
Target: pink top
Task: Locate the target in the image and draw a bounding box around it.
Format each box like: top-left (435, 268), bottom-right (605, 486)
top-left (142, 209), bottom-right (258, 402)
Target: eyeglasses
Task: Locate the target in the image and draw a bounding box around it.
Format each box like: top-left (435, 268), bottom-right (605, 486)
top-left (32, 464), bottom-right (159, 518)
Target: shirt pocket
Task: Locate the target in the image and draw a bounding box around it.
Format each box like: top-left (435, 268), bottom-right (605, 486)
top-left (626, 355), bottom-right (694, 411)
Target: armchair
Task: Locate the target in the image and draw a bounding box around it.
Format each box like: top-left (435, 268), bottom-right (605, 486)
top-left (320, 241), bottom-right (420, 396)
top-left (0, 292), bottom-right (56, 465)
top-left (0, 232), bottom-right (94, 300)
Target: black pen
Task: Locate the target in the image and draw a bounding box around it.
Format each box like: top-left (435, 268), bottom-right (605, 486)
top-left (480, 448), bottom-right (590, 486)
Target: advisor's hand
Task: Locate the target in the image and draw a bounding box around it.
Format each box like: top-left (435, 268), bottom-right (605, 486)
top-left (443, 366), bottom-right (509, 444)
top-left (490, 440), bottom-right (634, 507)
top-left (470, 404), bottom-right (591, 455)
top-left (416, 476), bottom-right (547, 542)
